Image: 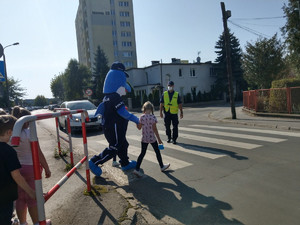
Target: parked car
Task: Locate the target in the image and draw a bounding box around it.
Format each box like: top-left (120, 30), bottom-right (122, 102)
top-left (58, 100), bottom-right (102, 132)
top-left (48, 104), bottom-right (59, 111)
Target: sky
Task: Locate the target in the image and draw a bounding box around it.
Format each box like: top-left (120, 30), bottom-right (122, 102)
top-left (1, 0), bottom-right (288, 99)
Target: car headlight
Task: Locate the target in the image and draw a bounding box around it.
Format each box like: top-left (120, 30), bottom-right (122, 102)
top-left (70, 117), bottom-right (80, 122)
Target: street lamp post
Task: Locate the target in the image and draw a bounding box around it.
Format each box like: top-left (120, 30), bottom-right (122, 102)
top-left (0, 42), bottom-right (19, 108)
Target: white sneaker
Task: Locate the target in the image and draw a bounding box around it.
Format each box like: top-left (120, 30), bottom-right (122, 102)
top-left (112, 161), bottom-right (120, 167)
top-left (161, 163), bottom-right (170, 172)
top-left (133, 169), bottom-right (143, 178)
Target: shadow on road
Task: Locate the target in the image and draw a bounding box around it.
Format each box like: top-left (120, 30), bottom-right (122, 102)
top-left (176, 142), bottom-right (248, 160)
top-left (122, 171), bottom-right (244, 225)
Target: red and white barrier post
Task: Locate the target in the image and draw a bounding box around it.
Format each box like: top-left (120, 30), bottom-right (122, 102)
top-left (11, 109), bottom-right (92, 225)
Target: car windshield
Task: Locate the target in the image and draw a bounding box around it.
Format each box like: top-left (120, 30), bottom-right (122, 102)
top-left (67, 101), bottom-right (96, 110)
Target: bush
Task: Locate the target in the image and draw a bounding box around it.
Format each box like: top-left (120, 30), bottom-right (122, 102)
top-left (269, 78), bottom-right (300, 113)
top-left (269, 88), bottom-right (287, 113)
top-left (184, 93), bottom-right (192, 103)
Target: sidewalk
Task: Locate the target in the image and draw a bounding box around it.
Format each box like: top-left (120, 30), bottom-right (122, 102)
top-left (29, 121), bottom-right (163, 225)
top-left (208, 105), bottom-right (300, 132)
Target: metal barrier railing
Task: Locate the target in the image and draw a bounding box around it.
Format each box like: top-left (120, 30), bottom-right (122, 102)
top-left (11, 109), bottom-right (91, 225)
top-left (54, 108), bottom-right (77, 166)
top-left (243, 87), bottom-right (300, 114)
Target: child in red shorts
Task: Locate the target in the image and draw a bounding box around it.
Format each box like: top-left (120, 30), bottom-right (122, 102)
top-left (12, 107), bottom-right (51, 225)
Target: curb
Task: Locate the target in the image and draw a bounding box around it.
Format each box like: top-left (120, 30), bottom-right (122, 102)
top-left (208, 111), bottom-right (300, 132)
top-left (242, 108), bottom-right (300, 119)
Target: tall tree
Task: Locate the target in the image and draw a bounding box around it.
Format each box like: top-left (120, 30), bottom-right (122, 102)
top-left (214, 30), bottom-right (246, 100)
top-left (34, 95), bottom-right (47, 106)
top-left (63, 59), bottom-right (92, 100)
top-left (92, 46), bottom-right (110, 101)
top-left (50, 73), bottom-right (65, 100)
top-left (281, 0), bottom-right (300, 76)
top-left (242, 34), bottom-right (287, 89)
top-left (0, 77), bottom-right (26, 107)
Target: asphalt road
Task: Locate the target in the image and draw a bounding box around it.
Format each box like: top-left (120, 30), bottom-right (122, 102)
top-left (35, 106), bottom-right (300, 225)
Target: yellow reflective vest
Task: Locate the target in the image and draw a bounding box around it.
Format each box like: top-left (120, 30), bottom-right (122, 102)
top-left (164, 91), bottom-right (179, 114)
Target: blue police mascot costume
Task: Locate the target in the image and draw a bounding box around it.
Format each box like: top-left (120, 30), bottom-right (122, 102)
top-left (89, 62), bottom-right (139, 176)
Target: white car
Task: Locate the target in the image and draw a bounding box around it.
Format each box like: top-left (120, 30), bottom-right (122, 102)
top-left (58, 100), bottom-right (102, 132)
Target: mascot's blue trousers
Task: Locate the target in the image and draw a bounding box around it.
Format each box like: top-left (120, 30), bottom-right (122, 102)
top-left (90, 122), bottom-right (135, 174)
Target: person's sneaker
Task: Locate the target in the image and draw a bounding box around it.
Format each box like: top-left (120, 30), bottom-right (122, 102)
top-left (112, 161), bottom-right (120, 167)
top-left (161, 163), bottom-right (170, 172)
top-left (89, 160), bottom-right (102, 177)
top-left (167, 139), bottom-right (171, 143)
top-left (122, 160), bottom-right (137, 171)
top-left (46, 219), bottom-right (52, 225)
top-left (173, 140), bottom-right (177, 144)
top-left (133, 169), bottom-right (143, 178)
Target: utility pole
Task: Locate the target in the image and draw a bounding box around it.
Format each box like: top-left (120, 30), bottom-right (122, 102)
top-left (298, 0), bottom-right (300, 19)
top-left (220, 2), bottom-right (236, 119)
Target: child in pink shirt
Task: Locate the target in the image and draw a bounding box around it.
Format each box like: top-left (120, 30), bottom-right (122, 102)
top-left (133, 101), bottom-right (170, 177)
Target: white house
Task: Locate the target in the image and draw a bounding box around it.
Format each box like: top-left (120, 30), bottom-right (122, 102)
top-left (126, 58), bottom-right (217, 101)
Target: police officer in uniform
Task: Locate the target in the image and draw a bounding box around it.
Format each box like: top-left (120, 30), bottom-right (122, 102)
top-left (159, 81), bottom-right (183, 144)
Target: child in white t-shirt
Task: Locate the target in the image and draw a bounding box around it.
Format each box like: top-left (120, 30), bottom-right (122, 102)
top-left (133, 101), bottom-right (170, 177)
top-left (12, 106), bottom-right (51, 225)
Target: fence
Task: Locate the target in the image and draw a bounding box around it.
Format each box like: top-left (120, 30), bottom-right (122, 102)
top-left (243, 87), bottom-right (300, 114)
top-left (11, 109), bottom-right (91, 225)
top-left (54, 108), bottom-right (78, 167)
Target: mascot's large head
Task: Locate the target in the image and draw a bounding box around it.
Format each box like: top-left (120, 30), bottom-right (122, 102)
top-left (103, 62), bottom-right (131, 95)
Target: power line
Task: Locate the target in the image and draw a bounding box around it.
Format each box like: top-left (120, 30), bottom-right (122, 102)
top-left (231, 16), bottom-right (286, 21)
top-left (228, 20), bottom-right (271, 38)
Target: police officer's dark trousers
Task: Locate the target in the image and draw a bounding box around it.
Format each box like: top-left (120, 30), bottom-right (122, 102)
top-left (164, 112), bottom-right (179, 141)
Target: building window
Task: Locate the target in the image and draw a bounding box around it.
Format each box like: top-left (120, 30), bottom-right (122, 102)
top-left (179, 68), bottom-right (182, 77)
top-left (113, 40), bottom-right (118, 46)
top-left (125, 61), bottom-right (133, 67)
top-left (190, 68), bottom-right (196, 77)
top-left (210, 67), bottom-right (217, 77)
top-left (121, 31), bottom-right (131, 37)
top-left (120, 11), bottom-right (129, 17)
top-left (122, 41), bottom-right (132, 47)
top-left (114, 50), bottom-right (118, 57)
top-left (112, 30), bottom-right (117, 36)
top-left (123, 51), bottom-right (133, 57)
top-left (120, 21), bottom-right (130, 27)
top-left (92, 11), bottom-right (104, 15)
top-left (112, 20), bottom-right (116, 26)
top-left (191, 87), bottom-right (197, 101)
top-left (105, 11), bottom-right (110, 15)
top-left (119, 1), bottom-right (129, 7)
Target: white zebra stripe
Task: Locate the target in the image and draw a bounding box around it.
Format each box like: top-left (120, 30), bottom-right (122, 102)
top-left (158, 131), bottom-right (261, 150)
top-left (191, 125), bottom-right (300, 137)
top-left (127, 135), bottom-right (226, 159)
top-left (180, 127), bottom-right (286, 143)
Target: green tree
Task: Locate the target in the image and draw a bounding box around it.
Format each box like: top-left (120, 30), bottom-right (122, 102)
top-left (92, 46), bottom-right (110, 100)
top-left (50, 73), bottom-right (65, 100)
top-left (34, 95), bottom-right (47, 106)
top-left (0, 77), bottom-right (26, 107)
top-left (242, 34), bottom-right (287, 89)
top-left (281, 0), bottom-right (300, 76)
top-left (63, 59), bottom-right (92, 100)
top-left (214, 30), bottom-right (246, 100)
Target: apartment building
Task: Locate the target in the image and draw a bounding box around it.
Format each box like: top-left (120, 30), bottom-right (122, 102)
top-left (75, 0), bottom-right (137, 70)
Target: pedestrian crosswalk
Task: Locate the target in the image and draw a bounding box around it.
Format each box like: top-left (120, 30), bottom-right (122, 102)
top-left (94, 124), bottom-right (296, 170)
top-left (96, 139), bottom-right (192, 170)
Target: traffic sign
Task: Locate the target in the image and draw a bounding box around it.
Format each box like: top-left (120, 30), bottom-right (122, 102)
top-left (85, 88), bottom-right (93, 96)
top-left (0, 61), bottom-right (5, 82)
